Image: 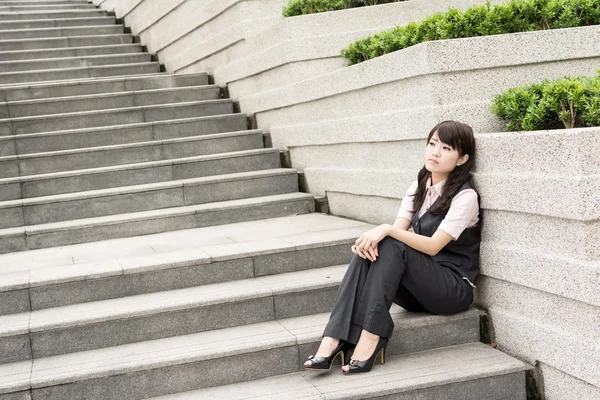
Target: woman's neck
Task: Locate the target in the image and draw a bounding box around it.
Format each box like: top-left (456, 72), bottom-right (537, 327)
top-left (430, 173), bottom-right (449, 186)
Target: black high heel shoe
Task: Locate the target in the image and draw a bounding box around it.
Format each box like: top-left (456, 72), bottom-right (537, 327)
top-left (305, 340), bottom-right (353, 371)
top-left (343, 337), bottom-right (388, 374)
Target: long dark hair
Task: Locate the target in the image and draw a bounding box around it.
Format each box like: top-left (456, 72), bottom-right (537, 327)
top-left (411, 120), bottom-right (476, 215)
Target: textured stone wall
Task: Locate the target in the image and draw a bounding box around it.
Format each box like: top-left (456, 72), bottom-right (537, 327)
top-left (104, 1), bottom-right (600, 398)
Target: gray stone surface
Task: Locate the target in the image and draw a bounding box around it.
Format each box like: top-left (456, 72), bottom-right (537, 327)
top-left (0, 33), bottom-right (131, 52)
top-left (0, 10), bottom-right (106, 22)
top-left (0, 72), bottom-right (208, 102)
top-left (254, 243), bottom-right (351, 276)
top-left (29, 258), bottom-right (253, 310)
top-left (5, 85), bottom-right (219, 117)
top-left (6, 99), bottom-right (231, 135)
top-left (0, 25), bottom-right (122, 41)
top-left (32, 346), bottom-right (298, 400)
top-left (0, 43), bottom-right (142, 62)
top-left (0, 289), bottom-right (29, 316)
top-left (0, 334), bottom-right (31, 365)
top-left (0, 16), bottom-right (116, 30)
top-left (0, 391), bottom-right (31, 400)
top-left (11, 114), bottom-right (246, 154)
top-left (30, 296), bottom-right (274, 358)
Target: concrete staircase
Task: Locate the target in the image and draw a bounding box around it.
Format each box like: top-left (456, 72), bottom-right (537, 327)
top-left (0, 1), bottom-right (531, 399)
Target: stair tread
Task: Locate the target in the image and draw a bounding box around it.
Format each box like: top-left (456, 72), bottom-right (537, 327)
top-left (0, 50), bottom-right (150, 66)
top-left (0, 61), bottom-right (160, 79)
top-left (0, 71), bottom-right (206, 90)
top-left (148, 342), bottom-right (529, 400)
top-left (0, 147), bottom-right (278, 183)
top-left (0, 97), bottom-right (230, 122)
top-left (0, 32), bottom-right (128, 43)
top-left (0, 265), bottom-right (349, 335)
top-left (0, 333), bottom-right (528, 394)
top-left (0, 42), bottom-right (142, 57)
top-left (0, 128), bottom-right (257, 161)
top-left (2, 84), bottom-right (218, 105)
top-left (0, 192), bottom-right (314, 234)
top-left (0, 166), bottom-right (291, 209)
top-left (0, 213), bottom-right (370, 285)
top-left (0, 23), bottom-right (122, 33)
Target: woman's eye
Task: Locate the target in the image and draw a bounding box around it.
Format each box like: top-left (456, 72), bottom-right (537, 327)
top-left (443, 146), bottom-right (452, 151)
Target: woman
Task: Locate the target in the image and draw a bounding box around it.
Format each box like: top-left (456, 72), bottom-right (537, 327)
top-left (304, 120), bottom-right (481, 374)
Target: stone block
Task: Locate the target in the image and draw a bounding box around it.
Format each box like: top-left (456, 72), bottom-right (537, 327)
top-left (172, 150), bottom-right (280, 179)
top-left (151, 114), bottom-right (247, 140)
top-left (0, 206), bottom-right (24, 229)
top-left (0, 159), bottom-right (19, 179)
top-left (160, 132), bottom-right (263, 160)
top-left (183, 171), bottom-right (297, 206)
top-left (254, 244), bottom-right (351, 276)
top-left (0, 289), bottom-right (30, 316)
top-left (273, 286), bottom-right (338, 320)
top-left (0, 335), bottom-right (31, 364)
top-left (30, 296), bottom-right (274, 357)
top-left (193, 194), bottom-right (314, 229)
top-left (15, 125), bottom-right (154, 154)
top-left (0, 233), bottom-right (26, 255)
top-left (25, 212), bottom-right (197, 249)
top-left (0, 391), bottom-right (31, 400)
top-left (142, 100), bottom-right (233, 122)
top-left (29, 258), bottom-right (253, 310)
top-left (19, 142), bottom-right (164, 175)
top-left (31, 346), bottom-right (298, 400)
top-left (12, 108), bottom-right (145, 135)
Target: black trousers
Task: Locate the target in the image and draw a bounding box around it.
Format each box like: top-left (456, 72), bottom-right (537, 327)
top-left (323, 236), bottom-right (473, 345)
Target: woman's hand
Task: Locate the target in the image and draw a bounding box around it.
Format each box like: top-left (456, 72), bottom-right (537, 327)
top-left (352, 224), bottom-right (392, 262)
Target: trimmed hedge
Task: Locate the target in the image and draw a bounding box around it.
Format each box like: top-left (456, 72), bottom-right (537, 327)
top-left (491, 73), bottom-right (600, 131)
top-left (342, 0), bottom-right (600, 65)
top-left (282, 0), bottom-right (405, 17)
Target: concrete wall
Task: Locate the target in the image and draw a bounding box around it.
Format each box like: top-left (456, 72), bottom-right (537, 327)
top-left (101, 1), bottom-right (600, 398)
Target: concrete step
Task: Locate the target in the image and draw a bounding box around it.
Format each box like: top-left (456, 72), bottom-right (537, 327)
top-left (0, 192), bottom-right (316, 253)
top-left (0, 166), bottom-right (299, 228)
top-left (0, 51), bottom-right (150, 73)
top-left (1, 84), bottom-right (221, 118)
top-left (0, 32), bottom-right (132, 52)
top-left (0, 60), bottom-right (160, 85)
top-left (1, 128), bottom-right (261, 176)
top-left (0, 42), bottom-right (142, 62)
top-left (0, 1), bottom-right (93, 6)
top-left (0, 264), bottom-right (349, 361)
top-left (0, 324), bottom-right (525, 399)
top-left (0, 24), bottom-right (123, 40)
top-left (0, 97), bottom-right (230, 136)
top-left (1, 113), bottom-right (247, 155)
top-left (0, 72), bottom-right (208, 101)
top-left (0, 9), bottom-right (105, 21)
top-left (0, 148), bottom-right (281, 200)
top-left (0, 213), bottom-right (366, 314)
top-left (0, 3), bottom-right (96, 11)
top-left (0, 16), bottom-right (116, 30)
top-left (148, 343), bottom-right (528, 400)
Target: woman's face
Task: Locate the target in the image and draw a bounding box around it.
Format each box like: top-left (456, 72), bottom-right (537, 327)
top-left (424, 131), bottom-right (468, 176)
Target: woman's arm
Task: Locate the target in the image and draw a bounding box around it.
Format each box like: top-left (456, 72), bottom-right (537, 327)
top-left (355, 223), bottom-right (453, 258)
top-left (385, 225), bottom-right (453, 256)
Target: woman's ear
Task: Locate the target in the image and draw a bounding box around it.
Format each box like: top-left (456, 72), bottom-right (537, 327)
top-left (456, 154), bottom-right (469, 166)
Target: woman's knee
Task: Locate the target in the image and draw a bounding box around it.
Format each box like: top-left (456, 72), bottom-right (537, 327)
top-left (378, 236), bottom-right (406, 255)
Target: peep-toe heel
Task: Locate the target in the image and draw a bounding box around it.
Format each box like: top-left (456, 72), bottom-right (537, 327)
top-left (343, 337), bottom-right (388, 374)
top-left (305, 340), bottom-right (353, 371)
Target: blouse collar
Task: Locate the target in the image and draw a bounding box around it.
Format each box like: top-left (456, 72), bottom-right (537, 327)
top-left (426, 175), bottom-right (447, 197)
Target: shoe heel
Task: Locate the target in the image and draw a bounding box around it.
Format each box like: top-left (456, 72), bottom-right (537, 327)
top-left (379, 348), bottom-right (385, 365)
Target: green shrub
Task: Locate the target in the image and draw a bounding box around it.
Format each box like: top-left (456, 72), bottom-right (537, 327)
top-left (491, 73), bottom-right (600, 131)
top-left (282, 0), bottom-right (405, 17)
top-left (342, 0), bottom-right (600, 64)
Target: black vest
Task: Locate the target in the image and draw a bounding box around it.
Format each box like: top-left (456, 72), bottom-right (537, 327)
top-left (410, 181), bottom-right (481, 284)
